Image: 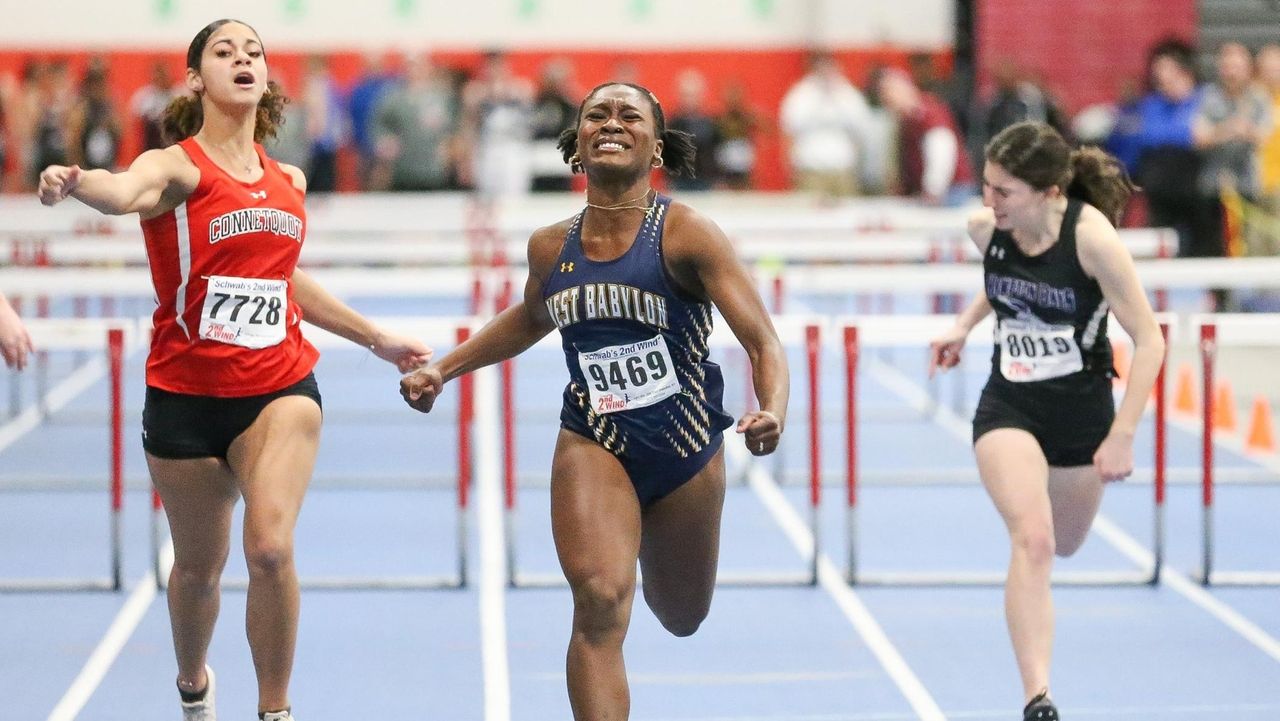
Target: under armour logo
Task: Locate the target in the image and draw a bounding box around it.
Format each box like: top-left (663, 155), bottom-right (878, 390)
top-left (560, 262), bottom-right (574, 272)
top-left (989, 245), bottom-right (1005, 260)
top-left (249, 190), bottom-right (267, 200)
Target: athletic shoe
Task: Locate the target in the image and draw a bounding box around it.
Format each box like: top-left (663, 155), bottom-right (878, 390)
top-left (180, 665), bottom-right (216, 721)
top-left (260, 710), bottom-right (294, 721)
top-left (1023, 690), bottom-right (1059, 720)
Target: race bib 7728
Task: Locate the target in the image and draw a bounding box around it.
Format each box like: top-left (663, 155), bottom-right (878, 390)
top-left (198, 275), bottom-right (287, 349)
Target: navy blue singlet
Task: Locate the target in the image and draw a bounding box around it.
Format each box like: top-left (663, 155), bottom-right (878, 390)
top-left (541, 194), bottom-right (734, 505)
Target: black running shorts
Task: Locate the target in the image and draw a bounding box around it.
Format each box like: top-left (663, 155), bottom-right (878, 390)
top-left (971, 372), bottom-right (1114, 467)
top-left (142, 372), bottom-right (322, 460)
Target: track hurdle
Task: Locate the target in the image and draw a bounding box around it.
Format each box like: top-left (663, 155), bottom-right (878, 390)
top-left (1190, 313), bottom-right (1280, 586)
top-left (1, 319), bottom-right (137, 592)
top-left (839, 315), bottom-right (1170, 587)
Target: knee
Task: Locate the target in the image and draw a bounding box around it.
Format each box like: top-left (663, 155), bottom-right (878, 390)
top-left (570, 574), bottom-right (632, 644)
top-left (643, 584), bottom-right (710, 638)
top-left (243, 534), bottom-right (294, 578)
top-left (1012, 526), bottom-right (1056, 568)
top-left (169, 556), bottom-right (226, 593)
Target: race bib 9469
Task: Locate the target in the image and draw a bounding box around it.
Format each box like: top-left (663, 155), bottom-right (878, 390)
top-left (998, 318), bottom-right (1083, 382)
top-left (198, 275), bottom-right (287, 349)
top-left (577, 335), bottom-right (682, 414)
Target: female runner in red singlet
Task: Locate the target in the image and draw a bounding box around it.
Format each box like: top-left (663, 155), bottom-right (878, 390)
top-left (37, 19), bottom-right (431, 721)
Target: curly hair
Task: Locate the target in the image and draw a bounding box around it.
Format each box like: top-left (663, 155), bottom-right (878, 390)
top-left (160, 19), bottom-right (288, 144)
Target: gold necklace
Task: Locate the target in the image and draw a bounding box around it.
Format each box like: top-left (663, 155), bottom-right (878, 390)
top-left (585, 188), bottom-right (655, 212)
top-left (210, 144), bottom-right (256, 174)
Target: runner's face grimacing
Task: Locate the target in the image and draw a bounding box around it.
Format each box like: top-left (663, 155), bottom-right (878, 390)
top-left (576, 84), bottom-right (664, 179)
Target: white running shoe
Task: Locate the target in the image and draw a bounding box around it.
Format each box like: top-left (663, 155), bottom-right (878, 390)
top-left (260, 711), bottom-right (294, 721)
top-left (179, 665), bottom-right (216, 721)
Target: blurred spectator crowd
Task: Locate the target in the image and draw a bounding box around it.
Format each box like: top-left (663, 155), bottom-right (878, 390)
top-left (0, 51), bottom-right (767, 199)
top-left (1, 40), bottom-right (1279, 271)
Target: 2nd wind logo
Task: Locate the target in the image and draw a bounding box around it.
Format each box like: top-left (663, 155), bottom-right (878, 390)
top-left (208, 208), bottom-right (303, 245)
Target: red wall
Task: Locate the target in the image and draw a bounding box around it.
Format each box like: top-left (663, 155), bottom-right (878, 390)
top-left (976, 0), bottom-right (1197, 115)
top-left (0, 46), bottom-right (947, 192)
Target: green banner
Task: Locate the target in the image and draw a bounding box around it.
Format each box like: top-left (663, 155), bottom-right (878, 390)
top-left (516, 0), bottom-right (540, 19)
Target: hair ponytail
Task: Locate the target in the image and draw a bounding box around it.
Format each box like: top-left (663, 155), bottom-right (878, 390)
top-left (659, 128), bottom-right (697, 177)
top-left (1066, 146), bottom-right (1135, 226)
top-left (987, 121), bottom-right (1133, 225)
top-left (253, 80), bottom-right (287, 142)
top-left (160, 93), bottom-right (203, 144)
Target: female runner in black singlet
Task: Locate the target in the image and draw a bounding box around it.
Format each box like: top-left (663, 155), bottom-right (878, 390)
top-left (930, 121), bottom-right (1164, 721)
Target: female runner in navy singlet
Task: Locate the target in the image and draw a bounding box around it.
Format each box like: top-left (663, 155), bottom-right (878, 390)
top-left (401, 82), bottom-right (789, 719)
top-left (929, 121), bottom-right (1165, 721)
top-left (38, 19), bottom-right (432, 721)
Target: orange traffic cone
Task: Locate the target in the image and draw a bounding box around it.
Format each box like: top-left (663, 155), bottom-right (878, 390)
top-left (1173, 364), bottom-right (1198, 416)
top-left (1213, 379), bottom-right (1238, 433)
top-left (1244, 396), bottom-right (1277, 454)
top-left (1111, 340), bottom-right (1130, 384)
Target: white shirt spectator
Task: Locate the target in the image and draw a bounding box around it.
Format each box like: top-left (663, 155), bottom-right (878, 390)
top-left (780, 63), bottom-right (871, 174)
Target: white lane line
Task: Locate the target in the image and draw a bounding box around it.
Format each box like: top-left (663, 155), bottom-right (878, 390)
top-left (727, 441), bottom-right (947, 721)
top-left (633, 699), bottom-right (1280, 720)
top-left (0, 357), bottom-right (106, 453)
top-left (475, 365), bottom-right (512, 721)
top-left (530, 670), bottom-right (882, 684)
top-left (867, 356), bottom-right (1280, 666)
top-left (1090, 516), bottom-right (1280, 663)
top-left (45, 541), bottom-right (172, 721)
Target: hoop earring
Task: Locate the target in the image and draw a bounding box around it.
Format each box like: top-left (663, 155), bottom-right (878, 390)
top-left (569, 152), bottom-right (582, 173)
top-left (651, 156), bottom-right (664, 168)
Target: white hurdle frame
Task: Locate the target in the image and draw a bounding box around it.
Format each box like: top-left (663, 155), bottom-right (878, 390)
top-left (149, 318), bottom-right (476, 591)
top-left (0, 318), bottom-right (137, 592)
top-left (502, 312), bottom-right (823, 589)
top-left (6, 227), bottom-right (1177, 267)
top-left (1190, 313), bottom-right (1280, 586)
top-left (838, 315), bottom-right (1170, 587)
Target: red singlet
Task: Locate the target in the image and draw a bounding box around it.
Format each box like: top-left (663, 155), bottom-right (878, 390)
top-left (141, 138), bottom-right (319, 397)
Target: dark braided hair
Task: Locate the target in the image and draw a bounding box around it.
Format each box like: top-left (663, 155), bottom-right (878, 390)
top-left (986, 121), bottom-right (1135, 226)
top-left (160, 18), bottom-right (288, 144)
top-left (556, 82), bottom-right (698, 177)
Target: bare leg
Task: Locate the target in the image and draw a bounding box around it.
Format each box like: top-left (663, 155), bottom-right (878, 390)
top-left (975, 428), bottom-right (1055, 705)
top-left (148, 454), bottom-right (238, 695)
top-left (226, 395), bottom-right (322, 714)
top-left (638, 449), bottom-right (725, 636)
top-left (1048, 465), bottom-right (1106, 557)
top-left (551, 430), bottom-right (643, 721)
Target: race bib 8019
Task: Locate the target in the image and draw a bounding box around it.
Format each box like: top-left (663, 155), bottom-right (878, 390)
top-left (998, 318), bottom-right (1083, 382)
top-left (198, 275), bottom-right (287, 349)
top-left (577, 335), bottom-right (682, 414)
